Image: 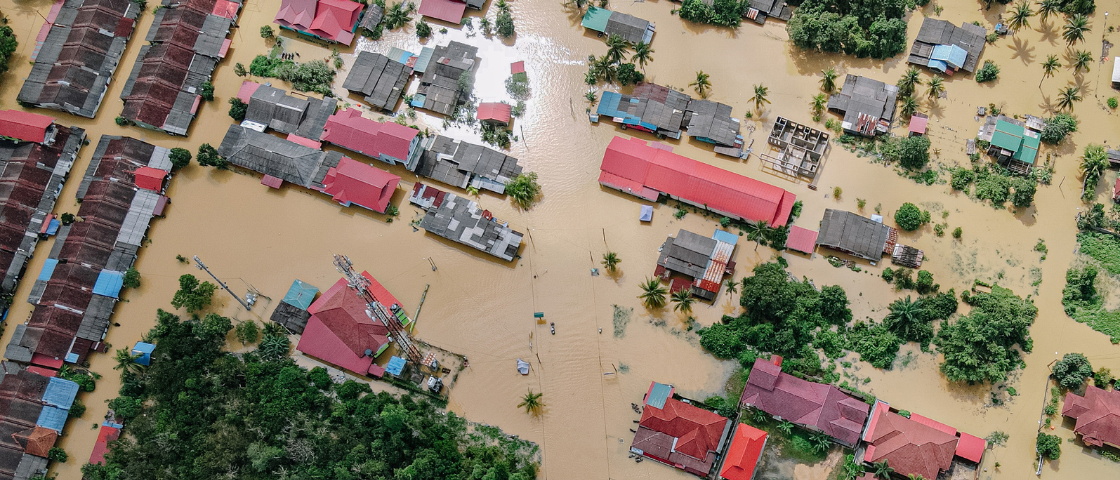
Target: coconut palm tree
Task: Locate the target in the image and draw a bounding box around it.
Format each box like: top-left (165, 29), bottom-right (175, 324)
top-left (821, 67), bottom-right (838, 93)
top-left (900, 96), bottom-right (920, 118)
top-left (1037, 0), bottom-right (1060, 22)
top-left (601, 252), bottom-right (620, 272)
top-left (1062, 14), bottom-right (1090, 46)
top-left (926, 76), bottom-right (944, 101)
top-left (518, 389), bottom-right (544, 414)
top-left (690, 70), bottom-right (711, 98)
top-left (671, 289), bottom-right (694, 314)
top-left (1081, 144), bottom-right (1108, 200)
top-left (724, 278), bottom-right (739, 298)
top-left (113, 348), bottom-right (145, 376)
top-left (811, 93), bottom-right (827, 116)
top-left (1040, 54), bottom-right (1060, 88)
top-left (1008, 1), bottom-right (1033, 32)
top-left (605, 34), bottom-right (630, 64)
top-left (1057, 86), bottom-right (1082, 111)
top-left (744, 220), bottom-right (768, 250)
top-left (884, 296), bottom-right (929, 342)
top-left (871, 460), bottom-right (894, 480)
top-left (631, 41), bottom-right (653, 70)
top-left (897, 67), bottom-right (922, 97)
top-left (638, 277), bottom-right (668, 309)
top-left (750, 84), bottom-right (770, 112)
top-left (1072, 50), bottom-right (1093, 74)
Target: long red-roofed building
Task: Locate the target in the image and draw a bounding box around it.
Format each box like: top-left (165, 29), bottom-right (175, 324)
top-left (320, 108), bottom-right (422, 170)
top-left (275, 0), bottom-right (364, 45)
top-left (1063, 385), bottom-right (1120, 449)
top-left (861, 400), bottom-right (959, 480)
top-left (0, 112), bottom-right (56, 145)
top-left (296, 272), bottom-right (407, 376)
top-left (600, 136), bottom-right (796, 226)
top-left (718, 424), bottom-right (767, 480)
top-left (631, 382), bottom-right (731, 477)
top-left (320, 157), bottom-right (400, 213)
top-left (740, 358), bottom-right (869, 447)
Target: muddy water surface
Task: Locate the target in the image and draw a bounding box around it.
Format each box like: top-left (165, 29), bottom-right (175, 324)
top-left (1, 0), bottom-right (1119, 478)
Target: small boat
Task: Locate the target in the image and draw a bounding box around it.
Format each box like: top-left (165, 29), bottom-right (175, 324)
top-left (550, 322), bottom-right (555, 335)
top-left (517, 359), bottom-right (530, 375)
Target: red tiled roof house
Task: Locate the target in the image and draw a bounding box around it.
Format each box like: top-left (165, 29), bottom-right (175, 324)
top-left (631, 382), bottom-right (732, 477)
top-left (740, 358), bottom-right (870, 447)
top-left (320, 108), bottom-right (422, 170)
top-left (600, 136), bottom-right (796, 226)
top-left (275, 0), bottom-right (364, 45)
top-left (320, 157), bottom-right (400, 213)
top-left (1063, 385), bottom-right (1120, 449)
top-left (477, 102), bottom-right (512, 126)
top-left (296, 271), bottom-right (405, 376)
top-left (862, 400), bottom-right (958, 480)
top-left (718, 423), bottom-right (767, 480)
top-left (0, 111), bottom-right (56, 144)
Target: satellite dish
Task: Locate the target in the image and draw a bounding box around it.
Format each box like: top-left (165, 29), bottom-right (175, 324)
top-left (364, 349), bottom-right (372, 357)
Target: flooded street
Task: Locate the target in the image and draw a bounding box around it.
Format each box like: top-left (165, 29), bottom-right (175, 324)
top-left (0, 0), bottom-right (1119, 478)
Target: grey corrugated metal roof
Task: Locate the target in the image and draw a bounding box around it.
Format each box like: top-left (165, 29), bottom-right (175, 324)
top-left (605, 11), bottom-right (651, 44)
top-left (245, 85), bottom-right (310, 134)
top-left (416, 136), bottom-right (522, 193)
top-left (360, 4), bottom-right (383, 30)
top-left (271, 301), bottom-right (311, 333)
top-left (345, 52), bottom-right (413, 111)
top-left (116, 190), bottom-right (159, 248)
top-left (217, 125), bottom-right (327, 187)
top-left (910, 18), bottom-right (987, 73)
top-left (77, 295), bottom-right (116, 341)
top-left (418, 191), bottom-right (523, 261)
top-left (294, 96), bottom-right (337, 140)
top-left (418, 42), bottom-right (477, 116)
top-left (816, 209), bottom-right (890, 261)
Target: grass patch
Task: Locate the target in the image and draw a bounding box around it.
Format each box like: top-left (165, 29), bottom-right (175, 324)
top-left (1077, 232), bottom-right (1120, 276)
top-left (1070, 308), bottom-right (1120, 344)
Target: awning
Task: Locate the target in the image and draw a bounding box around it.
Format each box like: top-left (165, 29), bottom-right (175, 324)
top-left (92, 270), bottom-right (124, 299)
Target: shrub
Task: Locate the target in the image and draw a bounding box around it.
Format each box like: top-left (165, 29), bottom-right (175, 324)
top-left (199, 81), bottom-right (214, 101)
top-left (678, 0), bottom-right (748, 27)
top-left (898, 136), bottom-right (931, 170)
top-left (952, 168), bottom-right (976, 194)
top-left (123, 268), bottom-right (140, 289)
top-left (894, 202), bottom-right (923, 231)
top-left (786, 0), bottom-right (908, 60)
top-left (1040, 113), bottom-right (1077, 144)
top-left (169, 147), bottom-right (192, 169)
top-left (196, 143), bottom-right (226, 168)
top-left (506, 172), bottom-right (541, 209)
top-left (1011, 177), bottom-right (1036, 208)
top-left (0, 26), bottom-right (16, 76)
top-left (495, 0), bottom-right (515, 38)
top-left (68, 399), bottom-right (85, 418)
top-left (974, 169), bottom-right (1011, 205)
top-left (952, 226), bottom-right (962, 239)
top-left (228, 97), bottom-right (248, 122)
top-left (48, 447), bottom-right (68, 463)
top-left (915, 270), bottom-right (936, 294)
top-left (1036, 432), bottom-right (1061, 460)
top-left (114, 116), bottom-right (132, 127)
top-left (1052, 353), bottom-right (1093, 390)
top-left (975, 60), bottom-right (999, 82)
top-left (260, 25), bottom-right (274, 39)
top-left (416, 20), bottom-right (432, 38)
top-left (235, 321), bottom-right (260, 345)
top-left (616, 63), bottom-right (645, 86)
top-left (882, 267), bottom-right (894, 282)
top-left (60, 213), bottom-right (75, 225)
top-left (1109, 97), bottom-right (1118, 109)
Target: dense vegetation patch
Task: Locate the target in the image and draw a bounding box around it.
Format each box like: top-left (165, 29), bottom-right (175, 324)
top-left (1062, 230), bottom-right (1120, 342)
top-left (0, 26), bottom-right (16, 76)
top-left (787, 0), bottom-right (910, 59)
top-left (249, 56), bottom-right (336, 96)
top-left (935, 285), bottom-right (1037, 384)
top-left (678, 0), bottom-right (748, 27)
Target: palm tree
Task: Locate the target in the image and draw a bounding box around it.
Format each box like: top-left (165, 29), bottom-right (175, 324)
top-left (884, 296), bottom-right (929, 342)
top-left (1008, 1), bottom-right (1033, 32)
top-left (113, 348), bottom-right (145, 376)
top-left (1062, 14), bottom-right (1090, 46)
top-left (899, 96), bottom-right (919, 118)
top-left (750, 84), bottom-right (771, 112)
top-left (1040, 55), bottom-right (1060, 88)
top-left (594, 56), bottom-right (617, 83)
top-left (926, 76), bottom-right (944, 101)
top-left (671, 289), bottom-right (694, 314)
top-left (897, 67), bottom-right (922, 97)
top-left (744, 220), bottom-right (768, 250)
top-left (777, 420), bottom-right (794, 435)
top-left (690, 71), bottom-right (711, 98)
top-left (1037, 0), bottom-right (1059, 22)
top-left (631, 41), bottom-right (653, 70)
top-left (811, 93), bottom-right (827, 116)
top-left (724, 278), bottom-right (739, 298)
top-left (518, 389), bottom-right (544, 414)
top-left (605, 34), bottom-right (629, 64)
top-left (1072, 50), bottom-right (1093, 74)
top-left (871, 460), bottom-right (894, 480)
top-left (810, 431), bottom-right (833, 454)
top-left (1057, 86), bottom-right (1082, 111)
top-left (601, 252), bottom-right (620, 272)
top-left (821, 67), bottom-right (838, 93)
top-left (638, 277), bottom-right (668, 309)
top-left (1081, 145), bottom-right (1108, 200)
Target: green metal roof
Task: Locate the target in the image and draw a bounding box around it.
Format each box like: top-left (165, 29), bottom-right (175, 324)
top-left (989, 119), bottom-right (1024, 152)
top-left (582, 6), bottom-right (612, 33)
top-left (1015, 133), bottom-right (1040, 164)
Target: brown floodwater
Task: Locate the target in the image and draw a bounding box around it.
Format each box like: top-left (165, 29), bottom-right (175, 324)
top-left (1, 0), bottom-right (1119, 478)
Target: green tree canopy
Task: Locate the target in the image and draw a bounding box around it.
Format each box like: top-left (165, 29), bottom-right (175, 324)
top-left (934, 286), bottom-right (1037, 384)
top-left (170, 274), bottom-right (217, 313)
top-left (894, 203), bottom-right (923, 231)
top-left (1052, 352), bottom-right (1093, 390)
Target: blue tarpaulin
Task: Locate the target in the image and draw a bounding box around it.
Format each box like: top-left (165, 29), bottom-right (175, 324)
top-left (92, 270), bottom-right (124, 298)
top-left (45, 219), bottom-right (59, 235)
top-left (36, 406), bottom-right (68, 432)
top-left (386, 356), bottom-right (406, 376)
top-left (639, 205), bottom-right (653, 222)
top-left (37, 259), bottom-right (57, 282)
top-left (713, 229), bottom-right (739, 246)
top-left (65, 352), bottom-right (78, 363)
top-left (42, 377), bottom-right (79, 409)
top-left (411, 94), bottom-right (426, 108)
top-left (132, 342), bottom-right (155, 366)
top-left (282, 280), bottom-right (319, 310)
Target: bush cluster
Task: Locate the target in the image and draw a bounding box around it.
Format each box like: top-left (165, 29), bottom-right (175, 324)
top-left (787, 0), bottom-right (909, 59)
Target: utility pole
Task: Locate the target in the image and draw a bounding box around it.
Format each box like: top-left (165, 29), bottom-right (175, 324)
top-left (193, 255), bottom-right (252, 310)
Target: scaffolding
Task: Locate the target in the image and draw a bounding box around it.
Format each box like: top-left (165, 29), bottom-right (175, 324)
top-left (332, 254), bottom-right (423, 364)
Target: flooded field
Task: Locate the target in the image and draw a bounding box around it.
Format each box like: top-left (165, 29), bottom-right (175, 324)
top-left (1, 0), bottom-right (1119, 478)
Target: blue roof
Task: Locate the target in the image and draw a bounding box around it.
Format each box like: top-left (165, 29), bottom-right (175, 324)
top-left (645, 382), bottom-right (673, 409)
top-left (282, 280), bottom-right (319, 310)
top-left (37, 259), bottom-right (57, 282)
top-left (45, 219), bottom-right (59, 235)
top-left (132, 341), bottom-right (155, 366)
top-left (930, 44), bottom-right (967, 69)
top-left (414, 47), bottom-right (434, 74)
top-left (713, 229), bottom-right (739, 246)
top-left (92, 270), bottom-right (124, 298)
top-left (36, 406), bottom-right (68, 432)
top-left (411, 94), bottom-right (426, 108)
top-left (386, 356), bottom-right (406, 376)
top-left (65, 352), bottom-right (78, 363)
top-left (42, 377), bottom-right (79, 409)
top-left (597, 91), bottom-right (627, 118)
top-left (927, 59), bottom-right (948, 73)
top-left (639, 205), bottom-right (653, 222)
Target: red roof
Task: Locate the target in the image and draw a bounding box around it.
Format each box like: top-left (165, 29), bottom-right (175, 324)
top-left (418, 0), bottom-right (466, 23)
top-left (477, 102), bottom-right (512, 124)
top-left (322, 157), bottom-right (401, 213)
top-left (261, 175), bottom-right (284, 188)
top-left (296, 315), bottom-right (376, 374)
top-left (786, 226), bottom-right (818, 254)
top-left (213, 0), bottom-right (240, 19)
top-left (298, 275), bottom-right (391, 373)
top-left (366, 274), bottom-right (404, 311)
top-left (236, 80), bottom-right (261, 103)
top-left (1063, 385), bottom-right (1120, 448)
top-left (275, 0), bottom-right (363, 45)
top-left (286, 133), bottom-right (322, 149)
top-left (908, 113), bottom-right (928, 135)
top-left (740, 359), bottom-right (869, 446)
top-left (600, 136), bottom-right (796, 227)
top-left (89, 425), bottom-right (120, 465)
top-left (0, 111), bottom-right (54, 144)
top-left (321, 109), bottom-right (418, 162)
top-left (632, 397), bottom-right (728, 476)
top-left (720, 424), bottom-right (767, 480)
top-left (862, 401), bottom-right (958, 480)
top-left (25, 366), bottom-right (56, 378)
top-left (133, 167), bottom-right (167, 192)
top-left (1114, 178), bottom-right (1120, 200)
top-left (29, 354), bottom-right (64, 369)
top-left (955, 432), bottom-right (986, 463)
top-left (511, 61), bottom-right (525, 74)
